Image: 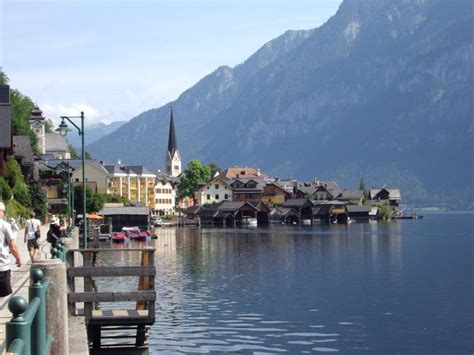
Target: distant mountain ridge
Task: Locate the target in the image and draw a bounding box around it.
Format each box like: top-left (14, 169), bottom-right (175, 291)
top-left (88, 0), bottom-right (474, 209)
top-left (68, 121), bottom-right (125, 148)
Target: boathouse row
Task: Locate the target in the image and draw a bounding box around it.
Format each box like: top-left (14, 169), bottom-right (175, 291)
top-left (182, 198), bottom-right (376, 226)
top-left (186, 174), bottom-right (401, 224)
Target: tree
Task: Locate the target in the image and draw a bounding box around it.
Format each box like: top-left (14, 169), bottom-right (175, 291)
top-left (73, 185), bottom-right (104, 214)
top-left (178, 160), bottom-right (211, 199)
top-left (29, 182), bottom-right (47, 221)
top-left (359, 178), bottom-right (368, 198)
top-left (0, 177), bottom-right (12, 201)
top-left (69, 145), bottom-right (79, 159)
top-left (207, 162), bottom-right (221, 173)
top-left (6, 157), bottom-right (31, 207)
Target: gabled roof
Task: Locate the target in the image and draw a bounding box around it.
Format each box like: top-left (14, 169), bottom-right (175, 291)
top-left (282, 198), bottom-right (314, 209)
top-left (263, 182), bottom-right (291, 196)
top-left (369, 188), bottom-right (401, 200)
top-left (270, 207), bottom-right (298, 217)
top-left (338, 190), bottom-right (364, 200)
top-left (98, 206), bottom-right (150, 216)
top-left (39, 159), bottom-right (108, 175)
top-left (45, 133), bottom-right (69, 153)
top-left (222, 167), bottom-right (267, 179)
top-left (314, 181), bottom-right (342, 198)
top-left (13, 136), bottom-right (34, 165)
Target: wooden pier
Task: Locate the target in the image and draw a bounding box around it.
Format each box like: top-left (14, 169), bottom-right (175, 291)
top-left (66, 247), bottom-right (156, 352)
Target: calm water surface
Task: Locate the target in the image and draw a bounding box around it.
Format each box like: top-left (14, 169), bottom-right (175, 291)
top-left (98, 213), bottom-right (473, 354)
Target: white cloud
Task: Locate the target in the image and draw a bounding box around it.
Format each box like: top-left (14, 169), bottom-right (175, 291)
top-left (41, 103), bottom-right (102, 127)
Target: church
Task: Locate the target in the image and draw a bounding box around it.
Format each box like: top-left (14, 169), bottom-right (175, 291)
top-left (164, 106), bottom-right (181, 177)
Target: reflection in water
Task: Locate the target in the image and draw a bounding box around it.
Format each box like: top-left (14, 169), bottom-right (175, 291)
top-left (95, 214), bottom-right (474, 353)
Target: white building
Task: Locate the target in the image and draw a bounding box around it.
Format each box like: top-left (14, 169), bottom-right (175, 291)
top-left (154, 173), bottom-right (177, 215)
top-left (194, 176), bottom-right (233, 206)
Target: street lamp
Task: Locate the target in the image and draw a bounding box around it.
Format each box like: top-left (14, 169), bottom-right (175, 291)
top-left (55, 111), bottom-right (87, 248)
top-left (57, 161), bottom-right (74, 225)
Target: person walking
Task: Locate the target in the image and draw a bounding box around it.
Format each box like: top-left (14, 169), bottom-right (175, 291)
top-left (24, 211), bottom-right (42, 263)
top-left (47, 216), bottom-right (64, 249)
top-left (0, 202), bottom-right (22, 297)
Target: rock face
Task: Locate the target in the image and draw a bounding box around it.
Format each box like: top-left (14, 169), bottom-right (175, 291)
top-left (88, 0), bottom-right (473, 208)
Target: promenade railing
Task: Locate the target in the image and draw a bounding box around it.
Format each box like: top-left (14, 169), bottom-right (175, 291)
top-left (5, 268), bottom-right (53, 355)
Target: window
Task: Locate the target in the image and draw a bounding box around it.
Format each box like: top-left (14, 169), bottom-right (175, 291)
top-left (215, 184), bottom-right (219, 189)
top-left (207, 194), bottom-right (211, 200)
top-left (215, 194), bottom-right (219, 200)
top-left (224, 194), bottom-right (229, 199)
top-left (174, 165), bottom-right (179, 170)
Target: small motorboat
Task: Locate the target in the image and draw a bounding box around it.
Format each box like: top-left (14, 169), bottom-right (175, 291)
top-left (122, 227), bottom-right (151, 241)
top-left (134, 231), bottom-right (152, 241)
top-left (242, 217), bottom-right (257, 227)
top-left (111, 232), bottom-right (129, 243)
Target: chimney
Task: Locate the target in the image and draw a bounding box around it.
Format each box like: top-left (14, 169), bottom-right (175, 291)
top-left (117, 160), bottom-right (121, 165)
top-left (257, 169), bottom-right (261, 177)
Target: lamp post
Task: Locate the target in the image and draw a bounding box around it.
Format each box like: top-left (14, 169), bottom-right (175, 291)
top-left (57, 161), bottom-right (74, 225)
top-left (55, 112), bottom-right (87, 248)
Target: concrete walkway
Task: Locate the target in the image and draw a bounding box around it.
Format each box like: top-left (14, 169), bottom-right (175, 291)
top-left (0, 225), bottom-right (89, 354)
top-left (0, 224), bottom-right (51, 354)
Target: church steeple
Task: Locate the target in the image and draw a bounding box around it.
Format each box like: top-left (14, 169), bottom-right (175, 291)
top-left (165, 106), bottom-right (181, 177)
top-left (167, 106), bottom-right (177, 157)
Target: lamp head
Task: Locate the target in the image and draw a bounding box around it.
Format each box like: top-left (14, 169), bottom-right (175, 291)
top-left (55, 119), bottom-right (71, 137)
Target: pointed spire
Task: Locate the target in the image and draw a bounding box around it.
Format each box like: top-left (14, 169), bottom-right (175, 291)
top-left (167, 105), bottom-right (178, 156)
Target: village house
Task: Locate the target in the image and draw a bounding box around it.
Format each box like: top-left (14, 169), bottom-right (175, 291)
top-left (336, 190), bottom-right (364, 205)
top-left (294, 180), bottom-right (342, 200)
top-left (194, 175), bottom-right (233, 205)
top-left (154, 172), bottom-right (177, 215)
top-left (262, 182), bottom-right (291, 206)
top-left (369, 188), bottom-right (401, 207)
top-left (230, 178), bottom-right (266, 202)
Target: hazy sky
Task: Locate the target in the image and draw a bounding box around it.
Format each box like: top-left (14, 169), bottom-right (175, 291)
top-left (1, 0), bottom-right (342, 127)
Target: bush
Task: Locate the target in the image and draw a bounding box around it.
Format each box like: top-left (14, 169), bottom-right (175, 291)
top-left (0, 177), bottom-right (12, 201)
top-left (5, 199), bottom-right (29, 222)
top-left (378, 203), bottom-right (394, 221)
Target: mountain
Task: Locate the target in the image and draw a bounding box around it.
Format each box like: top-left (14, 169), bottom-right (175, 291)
top-left (88, 0), bottom-right (474, 209)
top-left (68, 121), bottom-right (126, 148)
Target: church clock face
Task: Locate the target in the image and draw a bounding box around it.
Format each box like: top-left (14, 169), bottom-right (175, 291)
top-left (31, 120), bottom-right (43, 129)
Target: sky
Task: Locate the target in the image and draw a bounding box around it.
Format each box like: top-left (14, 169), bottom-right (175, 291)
top-left (1, 0), bottom-right (342, 128)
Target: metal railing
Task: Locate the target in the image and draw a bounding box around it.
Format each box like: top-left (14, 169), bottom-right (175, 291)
top-left (5, 268), bottom-right (53, 355)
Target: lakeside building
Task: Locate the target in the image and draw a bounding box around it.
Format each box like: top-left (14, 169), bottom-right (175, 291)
top-left (369, 188), bottom-right (401, 207)
top-left (194, 175), bottom-right (233, 205)
top-left (103, 164), bottom-right (156, 207)
top-left (154, 172), bottom-right (177, 215)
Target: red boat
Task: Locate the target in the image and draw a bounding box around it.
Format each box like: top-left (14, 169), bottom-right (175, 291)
top-left (111, 232), bottom-right (129, 243)
top-left (121, 227), bottom-right (151, 241)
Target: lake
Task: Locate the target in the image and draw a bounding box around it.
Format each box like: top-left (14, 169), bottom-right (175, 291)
top-left (99, 212), bottom-right (474, 354)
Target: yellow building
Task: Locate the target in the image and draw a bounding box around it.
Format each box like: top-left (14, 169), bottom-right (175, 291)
top-left (104, 164), bottom-right (156, 208)
top-left (70, 160), bottom-right (109, 194)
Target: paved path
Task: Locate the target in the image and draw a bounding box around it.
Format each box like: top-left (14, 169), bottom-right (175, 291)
top-left (0, 224), bottom-right (51, 354)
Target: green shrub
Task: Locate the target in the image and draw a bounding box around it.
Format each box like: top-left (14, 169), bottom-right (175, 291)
top-left (378, 203), bottom-right (394, 221)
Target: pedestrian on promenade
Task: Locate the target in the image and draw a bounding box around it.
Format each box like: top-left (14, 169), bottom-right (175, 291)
top-left (47, 216), bottom-right (64, 249)
top-left (24, 211), bottom-right (42, 263)
top-left (0, 202), bottom-right (22, 297)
